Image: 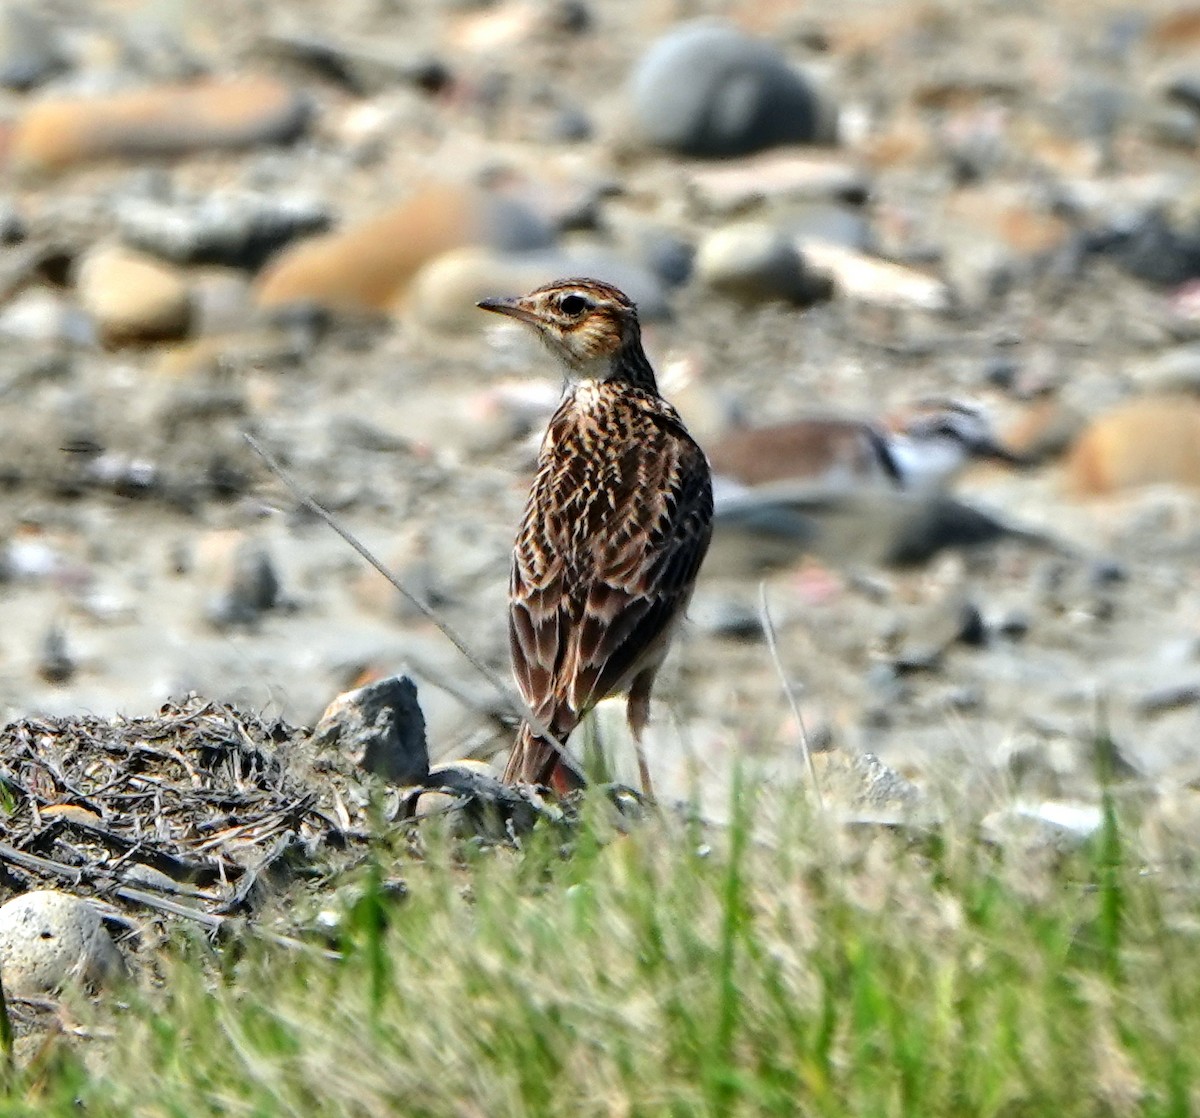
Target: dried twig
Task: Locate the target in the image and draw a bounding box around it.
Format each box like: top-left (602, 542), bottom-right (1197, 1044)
top-left (243, 432), bottom-right (573, 770)
top-left (758, 583), bottom-right (825, 810)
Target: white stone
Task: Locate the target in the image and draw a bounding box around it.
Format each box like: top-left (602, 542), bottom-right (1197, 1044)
top-left (0, 890), bottom-right (125, 996)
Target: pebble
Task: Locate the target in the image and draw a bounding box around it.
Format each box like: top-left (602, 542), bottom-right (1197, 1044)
top-left (695, 222), bottom-right (823, 304)
top-left (312, 674), bottom-right (430, 785)
top-left (1066, 395), bottom-right (1200, 494)
top-left (10, 77), bottom-right (312, 175)
top-left (1103, 208), bottom-right (1200, 287)
top-left (256, 186), bottom-right (551, 314)
top-left (37, 623), bottom-right (75, 685)
top-left (1131, 345), bottom-right (1200, 394)
top-left (0, 288), bottom-right (96, 347)
top-left (116, 190), bottom-right (332, 270)
top-left (982, 801), bottom-right (1104, 850)
top-left (894, 595), bottom-right (984, 673)
top-left (75, 243), bottom-right (192, 346)
top-left (0, 890), bottom-right (124, 996)
top-left (628, 21), bottom-right (823, 157)
top-left (688, 592), bottom-right (763, 641)
top-left (196, 532), bottom-right (281, 627)
top-left (0, 4), bottom-right (66, 91)
top-left (685, 153), bottom-right (869, 214)
top-left (802, 241), bottom-right (950, 311)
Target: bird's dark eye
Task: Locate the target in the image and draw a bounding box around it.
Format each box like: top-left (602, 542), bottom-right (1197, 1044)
top-left (559, 293), bottom-right (588, 316)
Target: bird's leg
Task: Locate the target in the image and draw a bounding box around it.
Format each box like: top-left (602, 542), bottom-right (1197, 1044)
top-left (627, 669), bottom-right (657, 801)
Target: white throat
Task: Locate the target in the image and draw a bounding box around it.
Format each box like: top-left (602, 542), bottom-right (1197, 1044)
top-left (887, 435), bottom-right (969, 491)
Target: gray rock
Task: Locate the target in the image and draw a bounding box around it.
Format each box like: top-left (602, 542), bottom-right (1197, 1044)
top-left (0, 890), bottom-right (124, 996)
top-left (784, 203), bottom-right (872, 252)
top-left (312, 674), bottom-right (430, 785)
top-left (37, 624), bottom-right (74, 685)
top-left (696, 222), bottom-right (824, 304)
top-left (479, 193), bottom-right (557, 254)
top-left (0, 5), bottom-right (67, 91)
top-left (116, 192), bottom-right (332, 270)
top-left (206, 541), bottom-right (280, 627)
top-left (1101, 208), bottom-right (1200, 287)
top-left (629, 22), bottom-right (821, 157)
top-left (0, 199), bottom-right (26, 245)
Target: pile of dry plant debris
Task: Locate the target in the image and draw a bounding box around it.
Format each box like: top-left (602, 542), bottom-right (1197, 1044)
top-left (0, 692), bottom-right (549, 934)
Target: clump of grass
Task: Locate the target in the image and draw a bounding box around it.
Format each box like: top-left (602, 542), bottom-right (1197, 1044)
top-left (10, 783), bottom-right (1200, 1117)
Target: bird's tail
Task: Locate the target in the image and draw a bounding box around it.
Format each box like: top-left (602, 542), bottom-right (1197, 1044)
top-left (504, 722), bottom-right (584, 794)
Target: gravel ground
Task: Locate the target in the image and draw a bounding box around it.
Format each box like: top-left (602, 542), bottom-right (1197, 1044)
top-left (2, 0), bottom-right (1200, 817)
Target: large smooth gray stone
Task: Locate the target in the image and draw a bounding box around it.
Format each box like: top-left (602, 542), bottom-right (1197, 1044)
top-left (629, 22), bottom-right (820, 157)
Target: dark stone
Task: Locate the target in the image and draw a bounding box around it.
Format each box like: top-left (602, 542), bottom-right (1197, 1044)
top-left (982, 355), bottom-right (1020, 390)
top-left (207, 542), bottom-right (280, 627)
top-left (1101, 209), bottom-right (1200, 287)
top-left (0, 200), bottom-right (26, 245)
top-left (546, 105), bottom-right (593, 143)
top-left (642, 232), bottom-right (695, 288)
top-left (629, 22), bottom-right (821, 157)
top-left (312, 675), bottom-right (429, 785)
top-left (116, 192), bottom-right (332, 271)
top-left (550, 1), bottom-right (592, 35)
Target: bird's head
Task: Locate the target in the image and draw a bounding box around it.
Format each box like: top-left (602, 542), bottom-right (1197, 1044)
top-left (477, 278), bottom-right (645, 381)
top-left (899, 398), bottom-right (1027, 467)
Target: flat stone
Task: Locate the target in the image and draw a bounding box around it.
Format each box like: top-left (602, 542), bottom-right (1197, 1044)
top-left (801, 241), bottom-right (950, 311)
top-left (10, 77), bottom-right (312, 175)
top-left (116, 191), bottom-right (331, 270)
top-left (75, 243), bottom-right (192, 346)
top-left (686, 153), bottom-right (868, 213)
top-left (629, 21), bottom-right (822, 157)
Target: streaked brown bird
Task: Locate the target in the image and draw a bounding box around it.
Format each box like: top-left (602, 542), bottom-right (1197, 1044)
top-left (478, 278), bottom-right (713, 796)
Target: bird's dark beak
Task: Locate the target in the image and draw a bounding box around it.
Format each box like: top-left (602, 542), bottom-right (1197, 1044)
top-left (477, 296), bottom-right (539, 325)
top-left (976, 439), bottom-right (1032, 468)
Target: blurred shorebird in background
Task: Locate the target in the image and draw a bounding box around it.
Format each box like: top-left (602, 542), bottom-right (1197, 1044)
top-left (704, 399), bottom-right (1035, 575)
top-left (478, 278), bottom-right (713, 796)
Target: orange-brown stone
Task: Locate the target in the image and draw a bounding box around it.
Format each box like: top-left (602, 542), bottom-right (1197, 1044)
top-left (1066, 395), bottom-right (1200, 495)
top-left (10, 77), bottom-right (310, 174)
top-left (255, 186), bottom-right (486, 314)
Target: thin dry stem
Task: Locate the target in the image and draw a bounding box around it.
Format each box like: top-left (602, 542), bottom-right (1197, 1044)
top-left (243, 433), bottom-right (572, 769)
top-left (758, 582), bottom-right (825, 811)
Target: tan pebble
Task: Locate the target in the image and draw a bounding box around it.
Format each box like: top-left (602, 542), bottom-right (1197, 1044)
top-left (1150, 9), bottom-right (1200, 49)
top-left (10, 77), bottom-right (310, 175)
top-left (406, 245), bottom-right (563, 333)
top-left (686, 152), bottom-right (867, 213)
top-left (1066, 395), bottom-right (1200, 495)
top-left (448, 1), bottom-right (540, 52)
top-left (256, 186), bottom-right (483, 313)
top-left (75, 243), bottom-right (191, 346)
top-left (803, 241), bottom-right (948, 311)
